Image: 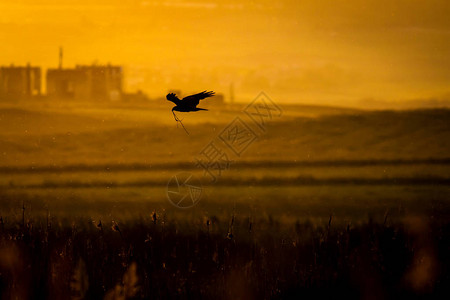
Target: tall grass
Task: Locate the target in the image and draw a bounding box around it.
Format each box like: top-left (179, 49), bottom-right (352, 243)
top-left (0, 213), bottom-right (449, 299)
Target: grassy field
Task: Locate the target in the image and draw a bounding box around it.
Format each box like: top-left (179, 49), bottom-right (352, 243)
top-left (0, 101), bottom-right (449, 298)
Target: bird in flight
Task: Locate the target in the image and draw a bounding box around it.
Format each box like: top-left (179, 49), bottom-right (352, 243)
top-left (166, 90), bottom-right (215, 134)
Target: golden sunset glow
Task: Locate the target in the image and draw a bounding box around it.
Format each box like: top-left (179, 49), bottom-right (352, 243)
top-left (1, 0), bottom-right (449, 107)
top-left (1, 2), bottom-right (450, 298)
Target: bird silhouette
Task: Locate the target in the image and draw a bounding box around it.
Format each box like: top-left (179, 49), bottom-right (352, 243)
top-left (166, 90), bottom-right (215, 134)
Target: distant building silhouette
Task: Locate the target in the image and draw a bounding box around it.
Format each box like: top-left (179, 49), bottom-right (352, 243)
top-left (229, 83), bottom-right (235, 104)
top-left (122, 90), bottom-right (149, 102)
top-left (46, 64), bottom-right (122, 101)
top-left (0, 64), bottom-right (41, 100)
top-left (213, 93), bottom-right (225, 106)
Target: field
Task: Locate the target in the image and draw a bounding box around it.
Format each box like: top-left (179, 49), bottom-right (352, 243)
top-left (0, 100), bottom-right (450, 299)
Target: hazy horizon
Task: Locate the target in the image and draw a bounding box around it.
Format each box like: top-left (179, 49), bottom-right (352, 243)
top-left (1, 0), bottom-right (449, 108)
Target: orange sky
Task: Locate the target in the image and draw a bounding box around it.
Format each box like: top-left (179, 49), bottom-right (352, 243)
top-left (1, 0), bottom-right (449, 107)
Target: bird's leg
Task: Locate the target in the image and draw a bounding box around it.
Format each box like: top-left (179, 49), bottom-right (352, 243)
top-left (172, 110), bottom-right (189, 135)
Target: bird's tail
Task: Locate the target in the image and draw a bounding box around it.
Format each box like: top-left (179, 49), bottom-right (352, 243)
top-left (197, 108), bottom-right (208, 111)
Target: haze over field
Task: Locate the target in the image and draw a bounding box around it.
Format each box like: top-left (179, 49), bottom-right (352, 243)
top-left (1, 0), bottom-right (450, 107)
top-left (1, 103), bottom-right (449, 225)
top-left (1, 104), bottom-right (449, 167)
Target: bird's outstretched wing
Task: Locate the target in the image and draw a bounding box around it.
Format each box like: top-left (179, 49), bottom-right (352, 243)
top-left (166, 93), bottom-right (181, 105)
top-left (181, 91), bottom-right (215, 107)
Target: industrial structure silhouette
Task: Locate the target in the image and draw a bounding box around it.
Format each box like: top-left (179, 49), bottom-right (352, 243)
top-left (0, 50), bottom-right (225, 104)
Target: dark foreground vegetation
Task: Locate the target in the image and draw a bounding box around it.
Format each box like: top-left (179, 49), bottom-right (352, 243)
top-left (0, 214), bottom-right (449, 299)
